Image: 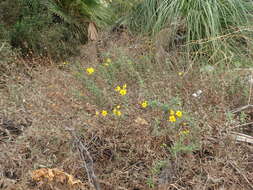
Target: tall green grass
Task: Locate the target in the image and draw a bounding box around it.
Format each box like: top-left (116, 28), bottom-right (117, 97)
top-left (129, 0), bottom-right (253, 60)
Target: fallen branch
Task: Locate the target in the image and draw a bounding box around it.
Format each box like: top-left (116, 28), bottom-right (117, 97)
top-left (230, 132), bottom-right (253, 144)
top-left (65, 127), bottom-right (101, 190)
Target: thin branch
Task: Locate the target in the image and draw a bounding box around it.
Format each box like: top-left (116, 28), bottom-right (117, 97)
top-left (229, 161), bottom-right (253, 189)
top-left (65, 127), bottom-right (101, 190)
top-left (231, 122), bottom-right (253, 129)
top-left (248, 73), bottom-right (253, 105)
top-left (230, 104), bottom-right (253, 114)
top-left (0, 42), bottom-right (6, 52)
top-left (230, 132), bottom-right (253, 144)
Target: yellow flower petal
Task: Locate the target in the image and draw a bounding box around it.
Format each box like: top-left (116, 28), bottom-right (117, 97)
top-left (170, 109), bottom-right (175, 115)
top-left (119, 89), bottom-right (127, 96)
top-left (176, 111), bottom-right (182, 118)
top-left (116, 110), bottom-right (121, 116)
top-left (101, 110), bottom-right (107, 116)
top-left (106, 58), bottom-right (112, 63)
top-left (141, 101), bottom-right (148, 108)
top-left (180, 130), bottom-right (190, 135)
top-left (86, 67), bottom-right (95, 75)
top-left (169, 115), bottom-right (176, 122)
top-left (115, 86), bottom-right (121, 92)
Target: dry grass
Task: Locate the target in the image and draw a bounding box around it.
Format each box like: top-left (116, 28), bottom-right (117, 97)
top-left (0, 31), bottom-right (253, 190)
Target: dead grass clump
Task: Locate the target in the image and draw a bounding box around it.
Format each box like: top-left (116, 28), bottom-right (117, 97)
top-left (31, 168), bottom-right (83, 189)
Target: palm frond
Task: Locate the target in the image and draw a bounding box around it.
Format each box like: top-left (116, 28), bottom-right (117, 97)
top-left (42, 0), bottom-right (78, 24)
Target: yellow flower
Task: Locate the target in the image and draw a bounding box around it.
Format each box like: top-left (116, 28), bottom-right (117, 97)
top-left (141, 101), bottom-right (148, 108)
top-left (115, 86), bottom-right (121, 92)
top-left (106, 58), bottom-right (112, 63)
top-left (119, 89), bottom-right (127, 96)
top-left (95, 111), bottom-right (99, 116)
top-left (176, 111), bottom-right (182, 118)
top-left (113, 108), bottom-right (121, 116)
top-left (115, 84), bottom-right (127, 95)
top-left (116, 110), bottom-right (121, 116)
top-left (170, 109), bottom-right (175, 115)
top-left (180, 129), bottom-right (190, 135)
top-left (178, 72), bottom-right (183, 76)
top-left (104, 63), bottom-right (109, 66)
top-left (116, 105), bottom-right (121, 109)
top-left (86, 67), bottom-right (95, 75)
top-left (169, 115), bottom-right (176, 122)
top-left (101, 110), bottom-right (107, 116)
top-left (63, 61), bottom-right (69, 65)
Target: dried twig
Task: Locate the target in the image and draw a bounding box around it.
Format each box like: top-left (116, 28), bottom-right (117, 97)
top-left (231, 122), bottom-right (253, 129)
top-left (230, 104), bottom-right (253, 114)
top-left (229, 161), bottom-right (253, 189)
top-left (65, 127), bottom-right (101, 190)
top-left (98, 180), bottom-right (128, 190)
top-left (248, 72), bottom-right (253, 104)
top-left (230, 132), bottom-right (253, 144)
top-left (0, 42), bottom-right (6, 52)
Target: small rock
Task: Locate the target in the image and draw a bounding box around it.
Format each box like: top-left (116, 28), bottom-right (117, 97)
top-left (192, 90), bottom-right (203, 98)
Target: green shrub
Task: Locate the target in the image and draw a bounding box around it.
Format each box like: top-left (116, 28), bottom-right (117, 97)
top-left (0, 0), bottom-right (113, 60)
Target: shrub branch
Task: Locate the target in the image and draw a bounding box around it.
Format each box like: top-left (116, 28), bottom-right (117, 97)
top-left (65, 127), bottom-right (101, 190)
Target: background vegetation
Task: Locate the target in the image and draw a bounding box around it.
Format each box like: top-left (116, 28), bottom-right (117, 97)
top-left (0, 0), bottom-right (113, 61)
top-left (1, 0), bottom-right (252, 62)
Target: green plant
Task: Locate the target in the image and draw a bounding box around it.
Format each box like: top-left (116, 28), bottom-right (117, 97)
top-left (99, 50), bottom-right (147, 91)
top-left (128, 0), bottom-right (253, 60)
top-left (170, 135), bottom-right (199, 157)
top-left (226, 74), bottom-right (249, 106)
top-left (128, 0), bottom-right (161, 34)
top-left (148, 98), bottom-right (201, 156)
top-left (226, 111), bottom-right (236, 125)
top-left (98, 59), bottom-right (118, 86)
top-left (146, 160), bottom-right (167, 188)
top-left (150, 160), bottom-right (167, 175)
top-left (0, 0), bottom-right (21, 28)
top-left (74, 65), bottom-right (109, 107)
top-left (149, 97), bottom-right (182, 112)
top-left (146, 177), bottom-right (155, 188)
top-left (239, 112), bottom-right (247, 123)
top-left (43, 0), bottom-right (114, 28)
top-left (0, 0), bottom-right (114, 60)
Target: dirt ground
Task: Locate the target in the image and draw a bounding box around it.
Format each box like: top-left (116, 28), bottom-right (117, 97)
top-left (1, 31), bottom-right (253, 190)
